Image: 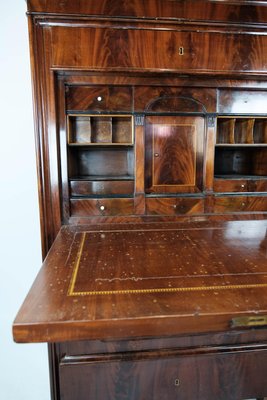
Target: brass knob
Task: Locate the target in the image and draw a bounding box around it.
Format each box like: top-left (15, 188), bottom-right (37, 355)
top-left (97, 96), bottom-right (103, 102)
top-left (99, 205), bottom-right (105, 211)
top-left (241, 184), bottom-right (245, 189)
top-left (154, 153), bottom-right (159, 157)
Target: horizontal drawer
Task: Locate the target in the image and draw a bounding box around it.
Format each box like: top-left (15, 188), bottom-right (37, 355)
top-left (66, 86), bottom-right (132, 112)
top-left (52, 27), bottom-right (267, 75)
top-left (70, 198), bottom-right (134, 216)
top-left (146, 197), bottom-right (204, 215)
top-left (70, 180), bottom-right (134, 196)
top-left (214, 195), bottom-right (267, 213)
top-left (214, 178), bottom-right (267, 193)
top-left (134, 87), bottom-right (216, 113)
top-left (59, 347), bottom-right (267, 400)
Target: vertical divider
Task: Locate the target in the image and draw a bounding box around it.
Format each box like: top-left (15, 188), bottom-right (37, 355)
top-left (134, 115), bottom-right (146, 215)
top-left (204, 116), bottom-right (216, 196)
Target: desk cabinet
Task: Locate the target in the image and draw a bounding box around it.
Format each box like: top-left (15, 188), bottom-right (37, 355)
top-left (13, 1), bottom-right (267, 399)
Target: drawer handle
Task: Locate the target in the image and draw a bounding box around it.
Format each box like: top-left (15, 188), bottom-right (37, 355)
top-left (174, 379), bottom-right (180, 387)
top-left (97, 96), bottom-right (103, 102)
top-left (154, 153), bottom-right (159, 157)
top-left (241, 184), bottom-right (245, 189)
top-left (99, 205), bottom-right (105, 211)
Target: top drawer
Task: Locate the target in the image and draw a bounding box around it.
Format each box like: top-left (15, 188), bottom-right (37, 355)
top-left (66, 86), bottom-right (133, 112)
top-left (51, 26), bottom-right (267, 75)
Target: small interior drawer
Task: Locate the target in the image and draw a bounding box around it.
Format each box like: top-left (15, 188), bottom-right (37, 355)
top-left (70, 180), bottom-right (134, 197)
top-left (66, 86), bottom-right (133, 112)
top-left (146, 197), bottom-right (204, 215)
top-left (214, 195), bottom-right (267, 212)
top-left (214, 178), bottom-right (267, 193)
top-left (70, 198), bottom-right (134, 216)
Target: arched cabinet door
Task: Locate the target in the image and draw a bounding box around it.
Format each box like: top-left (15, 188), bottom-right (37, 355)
top-left (145, 115), bottom-right (205, 194)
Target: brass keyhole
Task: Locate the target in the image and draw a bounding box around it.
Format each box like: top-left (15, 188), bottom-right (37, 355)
top-left (178, 47), bottom-right (184, 55)
top-left (174, 379), bottom-right (180, 387)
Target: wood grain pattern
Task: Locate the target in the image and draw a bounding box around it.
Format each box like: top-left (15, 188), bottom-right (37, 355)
top-left (13, 220), bottom-right (267, 343)
top-left (27, 0), bottom-right (267, 25)
top-left (145, 116), bottom-right (204, 194)
top-left (51, 26), bottom-right (267, 75)
top-left (59, 348), bottom-right (267, 400)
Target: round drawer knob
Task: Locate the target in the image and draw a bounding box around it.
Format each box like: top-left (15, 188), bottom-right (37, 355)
top-left (97, 96), bottom-right (103, 102)
top-left (154, 153), bottom-right (159, 157)
top-left (241, 202), bottom-right (246, 207)
top-left (241, 184), bottom-right (245, 189)
top-left (99, 205), bottom-right (105, 211)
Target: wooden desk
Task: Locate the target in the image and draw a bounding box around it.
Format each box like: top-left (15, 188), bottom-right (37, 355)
top-left (14, 220), bottom-right (267, 399)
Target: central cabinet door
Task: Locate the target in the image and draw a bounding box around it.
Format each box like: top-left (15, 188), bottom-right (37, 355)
top-left (145, 116), bottom-right (205, 193)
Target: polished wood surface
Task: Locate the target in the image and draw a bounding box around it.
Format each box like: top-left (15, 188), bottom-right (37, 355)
top-left (27, 0), bottom-right (267, 24)
top-left (16, 1), bottom-right (267, 399)
top-left (13, 220), bottom-right (267, 343)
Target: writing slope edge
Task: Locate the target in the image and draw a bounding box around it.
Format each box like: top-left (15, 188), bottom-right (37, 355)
top-left (13, 220), bottom-right (267, 343)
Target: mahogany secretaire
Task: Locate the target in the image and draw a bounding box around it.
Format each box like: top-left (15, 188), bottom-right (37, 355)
top-left (13, 1), bottom-right (267, 399)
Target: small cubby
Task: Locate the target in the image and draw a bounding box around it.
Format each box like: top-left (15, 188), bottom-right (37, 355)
top-left (214, 147), bottom-right (267, 178)
top-left (67, 114), bottom-right (134, 197)
top-left (68, 115), bottom-right (133, 145)
top-left (216, 117), bottom-right (267, 145)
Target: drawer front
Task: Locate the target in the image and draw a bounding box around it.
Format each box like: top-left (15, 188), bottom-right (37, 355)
top-left (70, 180), bottom-right (134, 197)
top-left (214, 179), bottom-right (248, 193)
top-left (59, 348), bottom-right (267, 400)
top-left (214, 195), bottom-right (267, 213)
top-left (66, 86), bottom-right (132, 112)
top-left (214, 179), bottom-right (267, 193)
top-left (52, 26), bottom-right (267, 75)
top-left (146, 197), bottom-right (204, 215)
top-left (70, 198), bottom-right (134, 216)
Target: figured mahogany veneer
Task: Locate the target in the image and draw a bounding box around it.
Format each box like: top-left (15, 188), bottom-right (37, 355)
top-left (13, 220), bottom-right (267, 343)
top-left (15, 1), bottom-right (267, 399)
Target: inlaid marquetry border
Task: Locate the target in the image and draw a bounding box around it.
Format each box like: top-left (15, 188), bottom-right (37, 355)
top-left (67, 231), bottom-right (267, 297)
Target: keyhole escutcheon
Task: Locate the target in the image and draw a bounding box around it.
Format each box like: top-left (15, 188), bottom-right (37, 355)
top-left (175, 379), bottom-right (180, 387)
top-left (178, 47), bottom-right (184, 55)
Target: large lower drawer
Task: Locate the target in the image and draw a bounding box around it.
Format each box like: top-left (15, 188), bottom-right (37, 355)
top-left (146, 197), bottom-right (204, 215)
top-left (59, 347), bottom-right (267, 400)
top-left (70, 198), bottom-right (134, 216)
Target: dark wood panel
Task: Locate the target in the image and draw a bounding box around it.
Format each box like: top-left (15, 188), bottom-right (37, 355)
top-left (70, 180), bottom-right (134, 197)
top-left (70, 198), bottom-right (134, 216)
top-left (214, 195), bottom-right (267, 212)
top-left (27, 0), bottom-right (267, 25)
top-left (51, 27), bottom-right (267, 75)
top-left (59, 347), bottom-right (267, 400)
top-left (146, 197), bottom-right (204, 215)
top-left (134, 87), bottom-right (216, 113)
top-left (214, 178), bottom-right (267, 193)
top-left (145, 116), bottom-right (204, 194)
top-left (66, 86), bottom-right (132, 112)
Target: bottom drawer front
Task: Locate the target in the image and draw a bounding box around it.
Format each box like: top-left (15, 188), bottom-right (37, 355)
top-left (70, 198), bottom-right (134, 216)
top-left (214, 196), bottom-right (267, 213)
top-left (59, 349), bottom-right (267, 400)
top-left (146, 197), bottom-right (204, 215)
